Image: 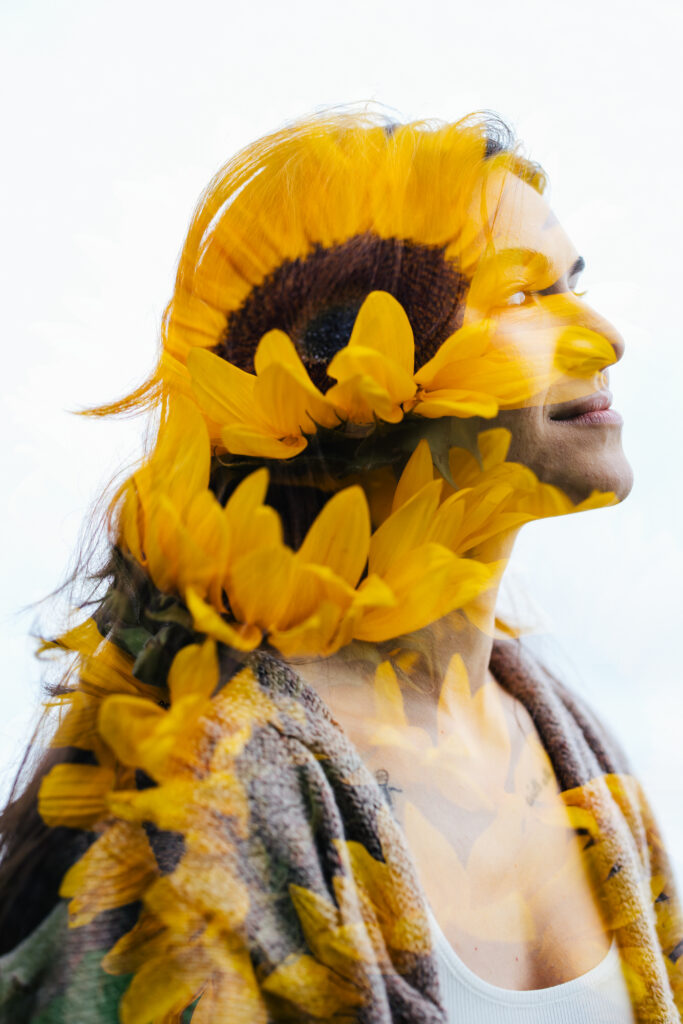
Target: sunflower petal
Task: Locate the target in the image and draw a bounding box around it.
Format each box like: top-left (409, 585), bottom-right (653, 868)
top-left (391, 439), bottom-right (434, 512)
top-left (373, 661), bottom-right (407, 729)
top-left (413, 390), bottom-right (499, 419)
top-left (414, 323), bottom-right (491, 386)
top-left (255, 361), bottom-right (338, 433)
top-left (369, 480), bottom-right (443, 577)
top-left (168, 638), bottom-right (219, 703)
top-left (38, 763), bottom-right (115, 828)
top-left (348, 290), bottom-right (414, 374)
top-left (297, 486), bottom-right (370, 587)
top-left (221, 423), bottom-right (308, 459)
top-left (269, 602), bottom-right (345, 658)
top-left (188, 348), bottom-right (258, 425)
top-left (60, 821), bottom-right (158, 927)
top-left (229, 545), bottom-right (296, 628)
top-left (327, 347), bottom-right (416, 420)
top-left (186, 587), bottom-right (262, 651)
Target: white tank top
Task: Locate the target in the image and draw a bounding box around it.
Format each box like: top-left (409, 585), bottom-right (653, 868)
top-left (428, 909), bottom-right (637, 1023)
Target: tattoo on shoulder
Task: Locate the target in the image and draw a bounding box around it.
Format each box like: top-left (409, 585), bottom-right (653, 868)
top-left (375, 768), bottom-right (402, 809)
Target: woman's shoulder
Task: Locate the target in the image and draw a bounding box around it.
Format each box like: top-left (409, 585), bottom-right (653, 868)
top-left (490, 638), bottom-right (632, 784)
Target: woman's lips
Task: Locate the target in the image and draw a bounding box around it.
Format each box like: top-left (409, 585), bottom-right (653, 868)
top-left (548, 389), bottom-right (623, 426)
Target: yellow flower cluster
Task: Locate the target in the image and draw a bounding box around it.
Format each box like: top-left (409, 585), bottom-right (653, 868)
top-left (184, 290), bottom-right (615, 459)
top-left (153, 118), bottom-right (535, 404)
top-left (118, 389), bottom-right (615, 660)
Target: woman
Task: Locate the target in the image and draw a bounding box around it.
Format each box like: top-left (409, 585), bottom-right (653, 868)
top-left (0, 110), bottom-right (680, 1023)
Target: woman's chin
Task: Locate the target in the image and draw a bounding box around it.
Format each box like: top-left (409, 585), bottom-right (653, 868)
top-left (553, 452), bottom-right (634, 506)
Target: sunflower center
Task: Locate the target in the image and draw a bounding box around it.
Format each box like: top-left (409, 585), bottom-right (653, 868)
top-left (217, 234), bottom-right (469, 391)
top-left (301, 302), bottom-right (363, 366)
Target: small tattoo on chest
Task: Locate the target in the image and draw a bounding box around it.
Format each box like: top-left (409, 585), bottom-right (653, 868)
top-left (375, 768), bottom-right (402, 809)
top-left (525, 764), bottom-right (553, 805)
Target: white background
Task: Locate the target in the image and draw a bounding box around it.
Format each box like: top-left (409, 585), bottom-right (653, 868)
top-left (1, 0), bottom-right (681, 882)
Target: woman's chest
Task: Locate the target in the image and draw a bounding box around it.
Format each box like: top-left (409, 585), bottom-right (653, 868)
top-left (325, 679), bottom-right (612, 991)
top-left (385, 762), bottom-right (612, 989)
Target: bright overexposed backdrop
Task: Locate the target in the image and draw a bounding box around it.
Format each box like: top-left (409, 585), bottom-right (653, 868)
top-left (1, 0), bottom-right (681, 881)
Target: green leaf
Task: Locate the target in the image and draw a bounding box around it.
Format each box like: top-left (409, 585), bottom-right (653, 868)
top-left (117, 627), bottom-right (153, 659)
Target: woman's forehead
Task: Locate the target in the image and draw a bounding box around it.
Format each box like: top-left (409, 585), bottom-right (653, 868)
top-left (473, 168), bottom-right (580, 279)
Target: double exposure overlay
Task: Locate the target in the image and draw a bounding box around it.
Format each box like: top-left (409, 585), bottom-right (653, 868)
top-left (1, 113), bottom-right (681, 1024)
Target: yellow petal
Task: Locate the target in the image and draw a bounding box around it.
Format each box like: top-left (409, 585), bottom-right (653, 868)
top-left (352, 574), bottom-right (397, 611)
top-left (39, 617), bottom-right (102, 659)
top-left (221, 423), bottom-right (308, 459)
top-left (269, 601), bottom-right (345, 658)
top-left (164, 291), bottom-right (227, 358)
top-left (448, 446), bottom-right (481, 489)
top-left (102, 909), bottom-right (170, 975)
top-left (413, 323), bottom-right (491, 387)
top-left (185, 491), bottom-right (231, 591)
top-left (118, 950), bottom-right (207, 1024)
top-left (553, 325), bottom-right (617, 378)
top-left (145, 494), bottom-right (217, 598)
top-left (154, 396), bottom-right (211, 513)
top-left (225, 467), bottom-right (269, 518)
top-left (186, 586), bottom-right (262, 651)
top-left (254, 360), bottom-right (338, 432)
top-left (478, 428), bottom-right (512, 469)
top-left (368, 479), bottom-right (443, 576)
top-left (98, 694), bottom-right (166, 768)
top-left (108, 771), bottom-right (249, 838)
top-left (228, 545), bottom-right (296, 628)
top-left (223, 468), bottom-right (283, 557)
top-left (254, 330), bottom-right (338, 428)
top-left (571, 489), bottom-right (618, 513)
top-left (348, 290), bottom-right (414, 374)
top-left (391, 439), bottom-right (434, 512)
top-left (60, 821), bottom-right (158, 927)
top-left (436, 653), bottom-right (471, 734)
top-left (52, 690), bottom-right (100, 750)
top-left (357, 546), bottom-right (490, 642)
top-left (188, 347), bottom-right (258, 425)
top-left (412, 389), bottom-right (498, 419)
top-left (297, 486), bottom-right (370, 587)
top-left (192, 954), bottom-right (267, 1024)
top-left (373, 661), bottom-right (407, 729)
top-left (120, 482), bottom-right (144, 565)
top-left (425, 489), bottom-right (468, 551)
top-left (324, 374), bottom-right (393, 425)
top-left (168, 637), bottom-right (219, 703)
top-left (38, 763), bottom-right (115, 828)
top-left (327, 347), bottom-right (415, 420)
top-left (254, 328), bottom-right (307, 378)
top-left (288, 885), bottom-right (371, 979)
top-left (262, 953), bottom-right (364, 1018)
top-left (356, 544), bottom-right (455, 641)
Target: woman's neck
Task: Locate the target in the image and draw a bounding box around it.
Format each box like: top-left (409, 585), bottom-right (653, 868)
top-left (292, 530), bottom-right (518, 731)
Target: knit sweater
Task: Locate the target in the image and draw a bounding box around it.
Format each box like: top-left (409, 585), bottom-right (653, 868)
top-left (1, 640), bottom-right (681, 1023)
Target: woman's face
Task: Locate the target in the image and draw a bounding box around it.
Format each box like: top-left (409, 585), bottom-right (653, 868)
top-left (465, 169), bottom-right (633, 505)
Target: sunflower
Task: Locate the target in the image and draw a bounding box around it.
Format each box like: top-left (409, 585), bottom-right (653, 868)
top-left (94, 116), bottom-right (614, 462)
top-left (184, 289), bottom-right (612, 460)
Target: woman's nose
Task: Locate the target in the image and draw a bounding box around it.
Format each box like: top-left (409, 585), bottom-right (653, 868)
top-left (582, 304), bottom-right (626, 364)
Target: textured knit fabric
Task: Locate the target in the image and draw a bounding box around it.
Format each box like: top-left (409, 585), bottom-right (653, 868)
top-left (1, 639), bottom-right (681, 1023)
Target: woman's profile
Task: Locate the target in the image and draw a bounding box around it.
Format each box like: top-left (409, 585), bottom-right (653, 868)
top-left (0, 109), bottom-right (680, 1023)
